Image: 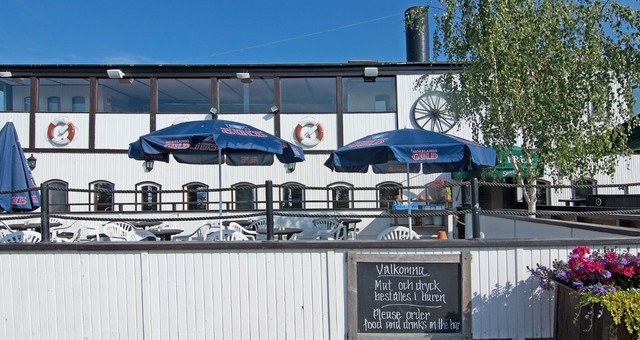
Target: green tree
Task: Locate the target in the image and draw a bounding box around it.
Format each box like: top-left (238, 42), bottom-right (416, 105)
top-left (417, 0), bottom-right (640, 214)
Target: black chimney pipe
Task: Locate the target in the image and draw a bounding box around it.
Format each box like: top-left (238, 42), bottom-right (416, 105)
top-left (405, 6), bottom-right (429, 62)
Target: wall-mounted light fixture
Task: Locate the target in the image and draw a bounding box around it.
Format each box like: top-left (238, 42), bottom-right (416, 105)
top-left (107, 69), bottom-right (125, 79)
top-left (144, 160), bottom-right (154, 172)
top-left (0, 71), bottom-right (12, 78)
top-left (364, 67), bottom-right (378, 82)
top-left (236, 72), bottom-right (252, 84)
top-left (270, 104), bottom-right (279, 113)
top-left (285, 163), bottom-right (296, 173)
top-left (27, 154), bottom-right (37, 171)
top-left (209, 107), bottom-right (218, 119)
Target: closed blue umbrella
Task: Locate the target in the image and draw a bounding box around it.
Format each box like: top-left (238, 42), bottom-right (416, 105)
top-left (0, 122), bottom-right (41, 212)
top-left (324, 128), bottom-right (497, 237)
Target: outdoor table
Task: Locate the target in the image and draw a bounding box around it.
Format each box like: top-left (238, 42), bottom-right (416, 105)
top-left (148, 228), bottom-right (184, 241)
top-left (8, 221), bottom-right (62, 231)
top-left (337, 218), bottom-right (362, 240)
top-left (257, 227), bottom-right (303, 240)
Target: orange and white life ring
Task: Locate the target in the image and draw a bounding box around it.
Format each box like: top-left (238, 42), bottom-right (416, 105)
top-left (294, 117), bottom-right (324, 147)
top-left (47, 116), bottom-right (76, 146)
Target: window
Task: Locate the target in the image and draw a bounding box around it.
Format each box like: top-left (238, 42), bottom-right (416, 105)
top-left (24, 96), bottom-right (30, 112)
top-left (280, 182), bottom-right (305, 209)
top-left (39, 78), bottom-right (90, 112)
top-left (72, 96), bottom-right (86, 112)
top-left (281, 78), bottom-right (336, 112)
top-left (219, 78), bottom-right (275, 113)
top-left (99, 78), bottom-right (151, 112)
top-left (136, 181), bottom-right (161, 211)
top-left (233, 182), bottom-right (256, 210)
top-left (536, 179), bottom-right (551, 206)
top-left (343, 77), bottom-right (397, 112)
top-left (44, 179), bottom-right (69, 212)
top-left (572, 178), bottom-right (597, 199)
top-left (0, 78), bottom-right (30, 112)
top-left (47, 96), bottom-right (61, 112)
top-left (377, 182), bottom-right (401, 209)
top-left (328, 182), bottom-right (353, 209)
top-left (90, 180), bottom-right (114, 211)
top-left (158, 78), bottom-right (212, 113)
top-left (183, 182), bottom-right (208, 210)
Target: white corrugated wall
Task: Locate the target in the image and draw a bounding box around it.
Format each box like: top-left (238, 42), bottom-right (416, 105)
top-left (1, 243), bottom-right (638, 339)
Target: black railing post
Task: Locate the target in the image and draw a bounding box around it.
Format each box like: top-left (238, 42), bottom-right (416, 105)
top-left (40, 183), bottom-right (50, 242)
top-left (471, 178), bottom-right (481, 239)
top-left (265, 180), bottom-right (274, 240)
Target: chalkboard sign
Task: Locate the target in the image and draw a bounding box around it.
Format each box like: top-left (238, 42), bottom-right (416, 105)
top-left (348, 253), bottom-right (471, 340)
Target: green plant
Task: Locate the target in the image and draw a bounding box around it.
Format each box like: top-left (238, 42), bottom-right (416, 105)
top-left (529, 246), bottom-right (640, 337)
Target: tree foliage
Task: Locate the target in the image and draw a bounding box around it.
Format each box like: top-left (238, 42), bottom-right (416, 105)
top-left (418, 0), bottom-right (640, 212)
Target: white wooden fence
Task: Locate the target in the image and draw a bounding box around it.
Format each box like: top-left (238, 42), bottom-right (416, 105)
top-left (0, 239), bottom-right (638, 340)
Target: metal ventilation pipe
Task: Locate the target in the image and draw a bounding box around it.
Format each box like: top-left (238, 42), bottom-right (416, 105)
top-left (405, 6), bottom-right (429, 62)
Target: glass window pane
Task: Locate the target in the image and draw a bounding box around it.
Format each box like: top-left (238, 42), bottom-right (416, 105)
top-left (39, 78), bottom-right (90, 112)
top-left (219, 78), bottom-right (274, 113)
top-left (47, 96), bottom-right (61, 111)
top-left (72, 96), bottom-right (86, 112)
top-left (46, 180), bottom-right (69, 213)
top-left (185, 183), bottom-right (208, 210)
top-left (573, 179), bottom-right (596, 198)
top-left (378, 183), bottom-right (400, 209)
top-left (281, 78), bottom-right (336, 112)
top-left (235, 188), bottom-right (255, 210)
top-left (140, 184), bottom-right (160, 211)
top-left (343, 77), bottom-right (397, 112)
top-left (0, 78), bottom-right (30, 112)
top-left (281, 184), bottom-right (305, 209)
top-left (331, 185), bottom-right (351, 209)
top-left (158, 78), bottom-right (212, 113)
top-left (92, 181), bottom-right (114, 211)
top-left (99, 78), bottom-right (151, 113)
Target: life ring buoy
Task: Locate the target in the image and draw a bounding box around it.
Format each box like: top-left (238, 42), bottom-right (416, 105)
top-left (294, 117), bottom-right (324, 147)
top-left (47, 117), bottom-right (76, 146)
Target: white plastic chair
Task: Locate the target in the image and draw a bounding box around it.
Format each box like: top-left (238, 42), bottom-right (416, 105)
top-left (0, 221), bottom-right (14, 237)
top-left (102, 221), bottom-right (136, 241)
top-left (205, 229), bottom-right (249, 241)
top-left (311, 219), bottom-right (347, 240)
top-left (247, 219), bottom-right (267, 240)
top-left (225, 222), bottom-right (257, 240)
top-left (126, 229), bottom-right (159, 241)
top-left (376, 226), bottom-right (421, 240)
top-left (0, 230), bottom-right (42, 243)
top-left (50, 219), bottom-right (82, 242)
top-left (172, 222), bottom-right (217, 241)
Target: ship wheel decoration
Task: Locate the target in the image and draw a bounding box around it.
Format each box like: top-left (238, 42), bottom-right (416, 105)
top-left (411, 91), bottom-right (458, 132)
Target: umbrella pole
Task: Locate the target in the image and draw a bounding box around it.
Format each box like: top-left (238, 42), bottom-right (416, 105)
top-left (218, 148), bottom-right (223, 240)
top-left (406, 164), bottom-right (413, 239)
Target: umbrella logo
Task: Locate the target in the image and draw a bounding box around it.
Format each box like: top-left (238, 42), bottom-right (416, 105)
top-left (11, 196), bottom-right (27, 205)
top-left (164, 139), bottom-right (191, 149)
top-left (412, 149), bottom-right (439, 161)
top-left (221, 125), bottom-right (268, 138)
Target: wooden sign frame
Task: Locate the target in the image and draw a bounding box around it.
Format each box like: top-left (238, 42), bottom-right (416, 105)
top-left (347, 253), bottom-right (472, 340)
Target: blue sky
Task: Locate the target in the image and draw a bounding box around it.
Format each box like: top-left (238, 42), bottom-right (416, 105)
top-left (2, 0), bottom-right (638, 65)
top-left (2, 0), bottom-right (436, 65)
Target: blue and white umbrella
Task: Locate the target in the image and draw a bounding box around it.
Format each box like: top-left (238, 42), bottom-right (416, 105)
top-left (324, 128), bottom-right (497, 237)
top-left (129, 118), bottom-right (305, 239)
top-left (0, 122), bottom-right (41, 213)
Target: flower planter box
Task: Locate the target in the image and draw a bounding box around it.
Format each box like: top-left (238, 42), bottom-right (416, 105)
top-left (555, 283), bottom-right (634, 340)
